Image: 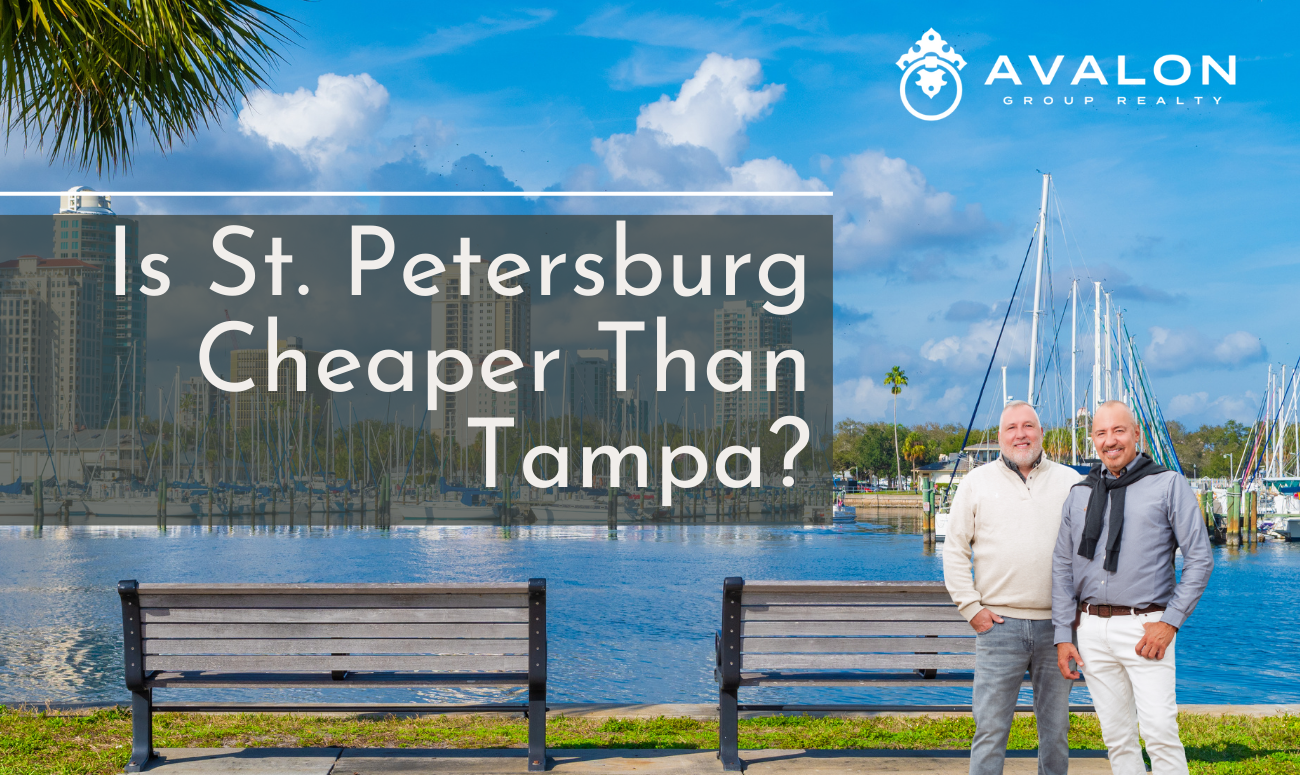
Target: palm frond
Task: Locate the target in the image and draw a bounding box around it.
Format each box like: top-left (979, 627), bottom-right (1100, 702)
top-left (0, 0), bottom-right (296, 174)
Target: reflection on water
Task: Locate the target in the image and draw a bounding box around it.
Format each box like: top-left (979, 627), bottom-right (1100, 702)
top-left (0, 522), bottom-right (1297, 706)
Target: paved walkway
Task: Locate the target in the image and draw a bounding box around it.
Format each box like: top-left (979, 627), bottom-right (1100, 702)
top-left (143, 748), bottom-right (1113, 774)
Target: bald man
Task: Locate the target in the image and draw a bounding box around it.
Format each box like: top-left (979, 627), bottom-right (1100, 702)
top-left (1052, 401), bottom-right (1213, 775)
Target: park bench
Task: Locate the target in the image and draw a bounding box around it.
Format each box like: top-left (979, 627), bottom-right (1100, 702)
top-left (118, 580), bottom-right (548, 772)
top-left (714, 578), bottom-right (1085, 771)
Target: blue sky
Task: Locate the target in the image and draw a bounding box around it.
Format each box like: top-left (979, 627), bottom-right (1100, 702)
top-left (3, 1), bottom-right (1297, 430)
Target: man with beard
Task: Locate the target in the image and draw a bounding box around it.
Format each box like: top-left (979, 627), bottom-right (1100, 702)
top-left (1053, 401), bottom-right (1213, 775)
top-left (943, 400), bottom-right (1083, 775)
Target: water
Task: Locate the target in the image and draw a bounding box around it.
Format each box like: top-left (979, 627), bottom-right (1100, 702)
top-left (1, 521), bottom-right (1297, 706)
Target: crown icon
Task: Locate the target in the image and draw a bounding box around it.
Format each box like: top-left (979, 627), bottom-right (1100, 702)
top-left (895, 28), bottom-right (967, 71)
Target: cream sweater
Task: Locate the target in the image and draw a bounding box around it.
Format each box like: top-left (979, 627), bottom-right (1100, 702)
top-left (942, 456), bottom-right (1083, 621)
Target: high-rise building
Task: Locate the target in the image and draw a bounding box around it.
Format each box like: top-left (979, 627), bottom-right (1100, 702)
top-left (53, 187), bottom-right (144, 426)
top-left (569, 349), bottom-right (610, 422)
top-left (228, 336), bottom-right (329, 429)
top-left (611, 389), bottom-right (650, 438)
top-left (712, 299), bottom-right (801, 427)
top-left (0, 256), bottom-right (104, 428)
top-left (181, 375), bottom-right (226, 430)
top-left (429, 263), bottom-right (532, 442)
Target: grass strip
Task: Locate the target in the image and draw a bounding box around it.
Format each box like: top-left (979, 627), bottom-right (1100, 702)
top-left (1, 706), bottom-right (1297, 775)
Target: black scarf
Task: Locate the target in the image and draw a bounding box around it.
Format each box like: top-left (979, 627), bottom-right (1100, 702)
top-left (1075, 453), bottom-right (1167, 572)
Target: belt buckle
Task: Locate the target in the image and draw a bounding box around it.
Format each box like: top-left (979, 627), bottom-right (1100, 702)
top-left (1096, 604), bottom-right (1113, 618)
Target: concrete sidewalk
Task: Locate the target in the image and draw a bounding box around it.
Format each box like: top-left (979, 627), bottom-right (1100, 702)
top-left (142, 748), bottom-right (1113, 774)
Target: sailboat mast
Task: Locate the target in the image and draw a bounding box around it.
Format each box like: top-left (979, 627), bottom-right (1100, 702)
top-left (174, 367), bottom-right (180, 484)
top-left (1001, 365), bottom-right (1008, 405)
top-left (1116, 311), bottom-right (1125, 404)
top-left (1027, 173), bottom-right (1050, 406)
top-left (1103, 293), bottom-right (1113, 402)
top-left (1093, 282), bottom-right (1102, 421)
top-left (1071, 279), bottom-right (1078, 465)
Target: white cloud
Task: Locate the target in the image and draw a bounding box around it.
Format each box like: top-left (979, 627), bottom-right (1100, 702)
top-left (833, 376), bottom-right (896, 420)
top-left (1213, 330), bottom-right (1266, 366)
top-left (833, 151), bottom-right (991, 273)
top-left (590, 53), bottom-right (825, 196)
top-left (239, 73), bottom-right (391, 168)
top-left (1168, 391), bottom-right (1258, 423)
top-left (921, 319), bottom-right (1025, 374)
top-left (396, 10), bottom-right (555, 58)
top-left (636, 53), bottom-right (784, 165)
top-left (834, 376), bottom-right (969, 423)
top-left (1144, 326), bottom-right (1266, 373)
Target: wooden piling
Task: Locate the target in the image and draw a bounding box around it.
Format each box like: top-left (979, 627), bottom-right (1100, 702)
top-left (1227, 483), bottom-right (1241, 547)
top-left (33, 478), bottom-right (43, 530)
top-left (1248, 490), bottom-right (1258, 544)
top-left (920, 476), bottom-right (934, 545)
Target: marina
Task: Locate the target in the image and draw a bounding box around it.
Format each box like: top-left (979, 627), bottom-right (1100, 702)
top-left (0, 520), bottom-right (1297, 709)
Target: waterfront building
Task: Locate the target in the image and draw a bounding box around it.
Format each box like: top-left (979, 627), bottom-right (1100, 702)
top-left (712, 299), bottom-right (801, 427)
top-left (0, 256), bottom-right (104, 429)
top-left (228, 336), bottom-right (329, 429)
top-left (429, 262), bottom-right (533, 443)
top-left (0, 428), bottom-right (150, 482)
top-left (53, 187), bottom-right (144, 426)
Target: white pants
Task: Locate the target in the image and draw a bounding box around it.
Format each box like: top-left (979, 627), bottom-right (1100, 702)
top-left (1077, 610), bottom-right (1187, 775)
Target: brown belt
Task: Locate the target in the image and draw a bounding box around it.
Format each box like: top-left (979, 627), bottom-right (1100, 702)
top-left (1080, 602), bottom-right (1166, 618)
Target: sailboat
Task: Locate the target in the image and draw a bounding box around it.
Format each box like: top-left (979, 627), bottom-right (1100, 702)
top-left (933, 174), bottom-right (1181, 541)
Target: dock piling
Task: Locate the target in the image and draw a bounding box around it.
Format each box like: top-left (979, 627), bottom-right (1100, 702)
top-left (1228, 483), bottom-right (1241, 547)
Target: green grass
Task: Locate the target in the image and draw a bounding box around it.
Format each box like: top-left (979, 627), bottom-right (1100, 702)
top-left (1, 707), bottom-right (1297, 775)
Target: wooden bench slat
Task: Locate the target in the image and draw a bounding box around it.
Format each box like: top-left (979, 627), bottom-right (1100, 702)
top-left (142, 608), bottom-right (529, 624)
top-left (742, 620), bottom-right (972, 637)
top-left (740, 581), bottom-right (947, 594)
top-left (144, 638), bottom-right (527, 655)
top-left (145, 671), bottom-right (528, 688)
top-left (138, 594), bottom-right (527, 609)
top-left (735, 672), bottom-right (1076, 688)
top-left (741, 606), bottom-right (964, 622)
top-left (143, 623), bottom-right (528, 639)
top-left (741, 637), bottom-right (975, 653)
top-left (742, 654), bottom-right (977, 670)
top-left (136, 583), bottom-right (528, 595)
top-left (145, 654), bottom-right (529, 672)
top-left (742, 592), bottom-right (954, 606)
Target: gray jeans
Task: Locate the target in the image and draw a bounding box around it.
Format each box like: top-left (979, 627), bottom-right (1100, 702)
top-left (970, 616), bottom-right (1072, 775)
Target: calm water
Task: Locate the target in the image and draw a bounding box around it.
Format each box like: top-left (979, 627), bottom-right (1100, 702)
top-left (1, 521), bottom-right (1297, 706)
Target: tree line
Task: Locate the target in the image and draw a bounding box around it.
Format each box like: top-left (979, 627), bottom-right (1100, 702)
top-left (834, 418), bottom-right (1259, 481)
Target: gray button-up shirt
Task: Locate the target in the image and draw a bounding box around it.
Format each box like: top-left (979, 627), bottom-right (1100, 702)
top-left (1051, 464), bottom-right (1214, 644)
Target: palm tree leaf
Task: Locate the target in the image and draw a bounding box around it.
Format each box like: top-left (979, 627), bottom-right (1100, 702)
top-left (1, 0), bottom-right (297, 174)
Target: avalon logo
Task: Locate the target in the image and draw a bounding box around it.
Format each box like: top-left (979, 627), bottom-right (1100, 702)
top-left (896, 28), bottom-right (967, 121)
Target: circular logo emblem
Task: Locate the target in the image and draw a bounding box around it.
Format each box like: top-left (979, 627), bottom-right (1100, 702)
top-left (896, 29), bottom-right (967, 122)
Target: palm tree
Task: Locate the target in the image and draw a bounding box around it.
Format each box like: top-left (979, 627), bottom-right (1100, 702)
top-left (901, 432), bottom-right (927, 490)
top-left (2, 0), bottom-right (295, 174)
top-left (883, 366), bottom-right (908, 489)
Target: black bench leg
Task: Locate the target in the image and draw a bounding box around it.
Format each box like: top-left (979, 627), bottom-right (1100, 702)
top-left (527, 695), bottom-right (547, 771)
top-left (125, 689), bottom-right (155, 772)
top-left (719, 684), bottom-right (744, 771)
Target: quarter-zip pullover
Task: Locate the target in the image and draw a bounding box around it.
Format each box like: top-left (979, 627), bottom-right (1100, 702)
top-left (943, 455), bottom-right (1083, 621)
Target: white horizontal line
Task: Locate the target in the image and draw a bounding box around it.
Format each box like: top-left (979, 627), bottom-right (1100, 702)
top-left (0, 190), bottom-right (833, 198)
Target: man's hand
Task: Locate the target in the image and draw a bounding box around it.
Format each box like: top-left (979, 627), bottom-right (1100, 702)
top-left (1136, 621), bottom-right (1177, 660)
top-left (1057, 643), bottom-right (1084, 679)
top-left (969, 608), bottom-right (1004, 633)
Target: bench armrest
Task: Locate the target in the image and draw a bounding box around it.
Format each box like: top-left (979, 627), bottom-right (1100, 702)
top-left (718, 577), bottom-right (744, 688)
top-left (527, 578), bottom-right (546, 695)
top-left (119, 580), bottom-right (146, 692)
